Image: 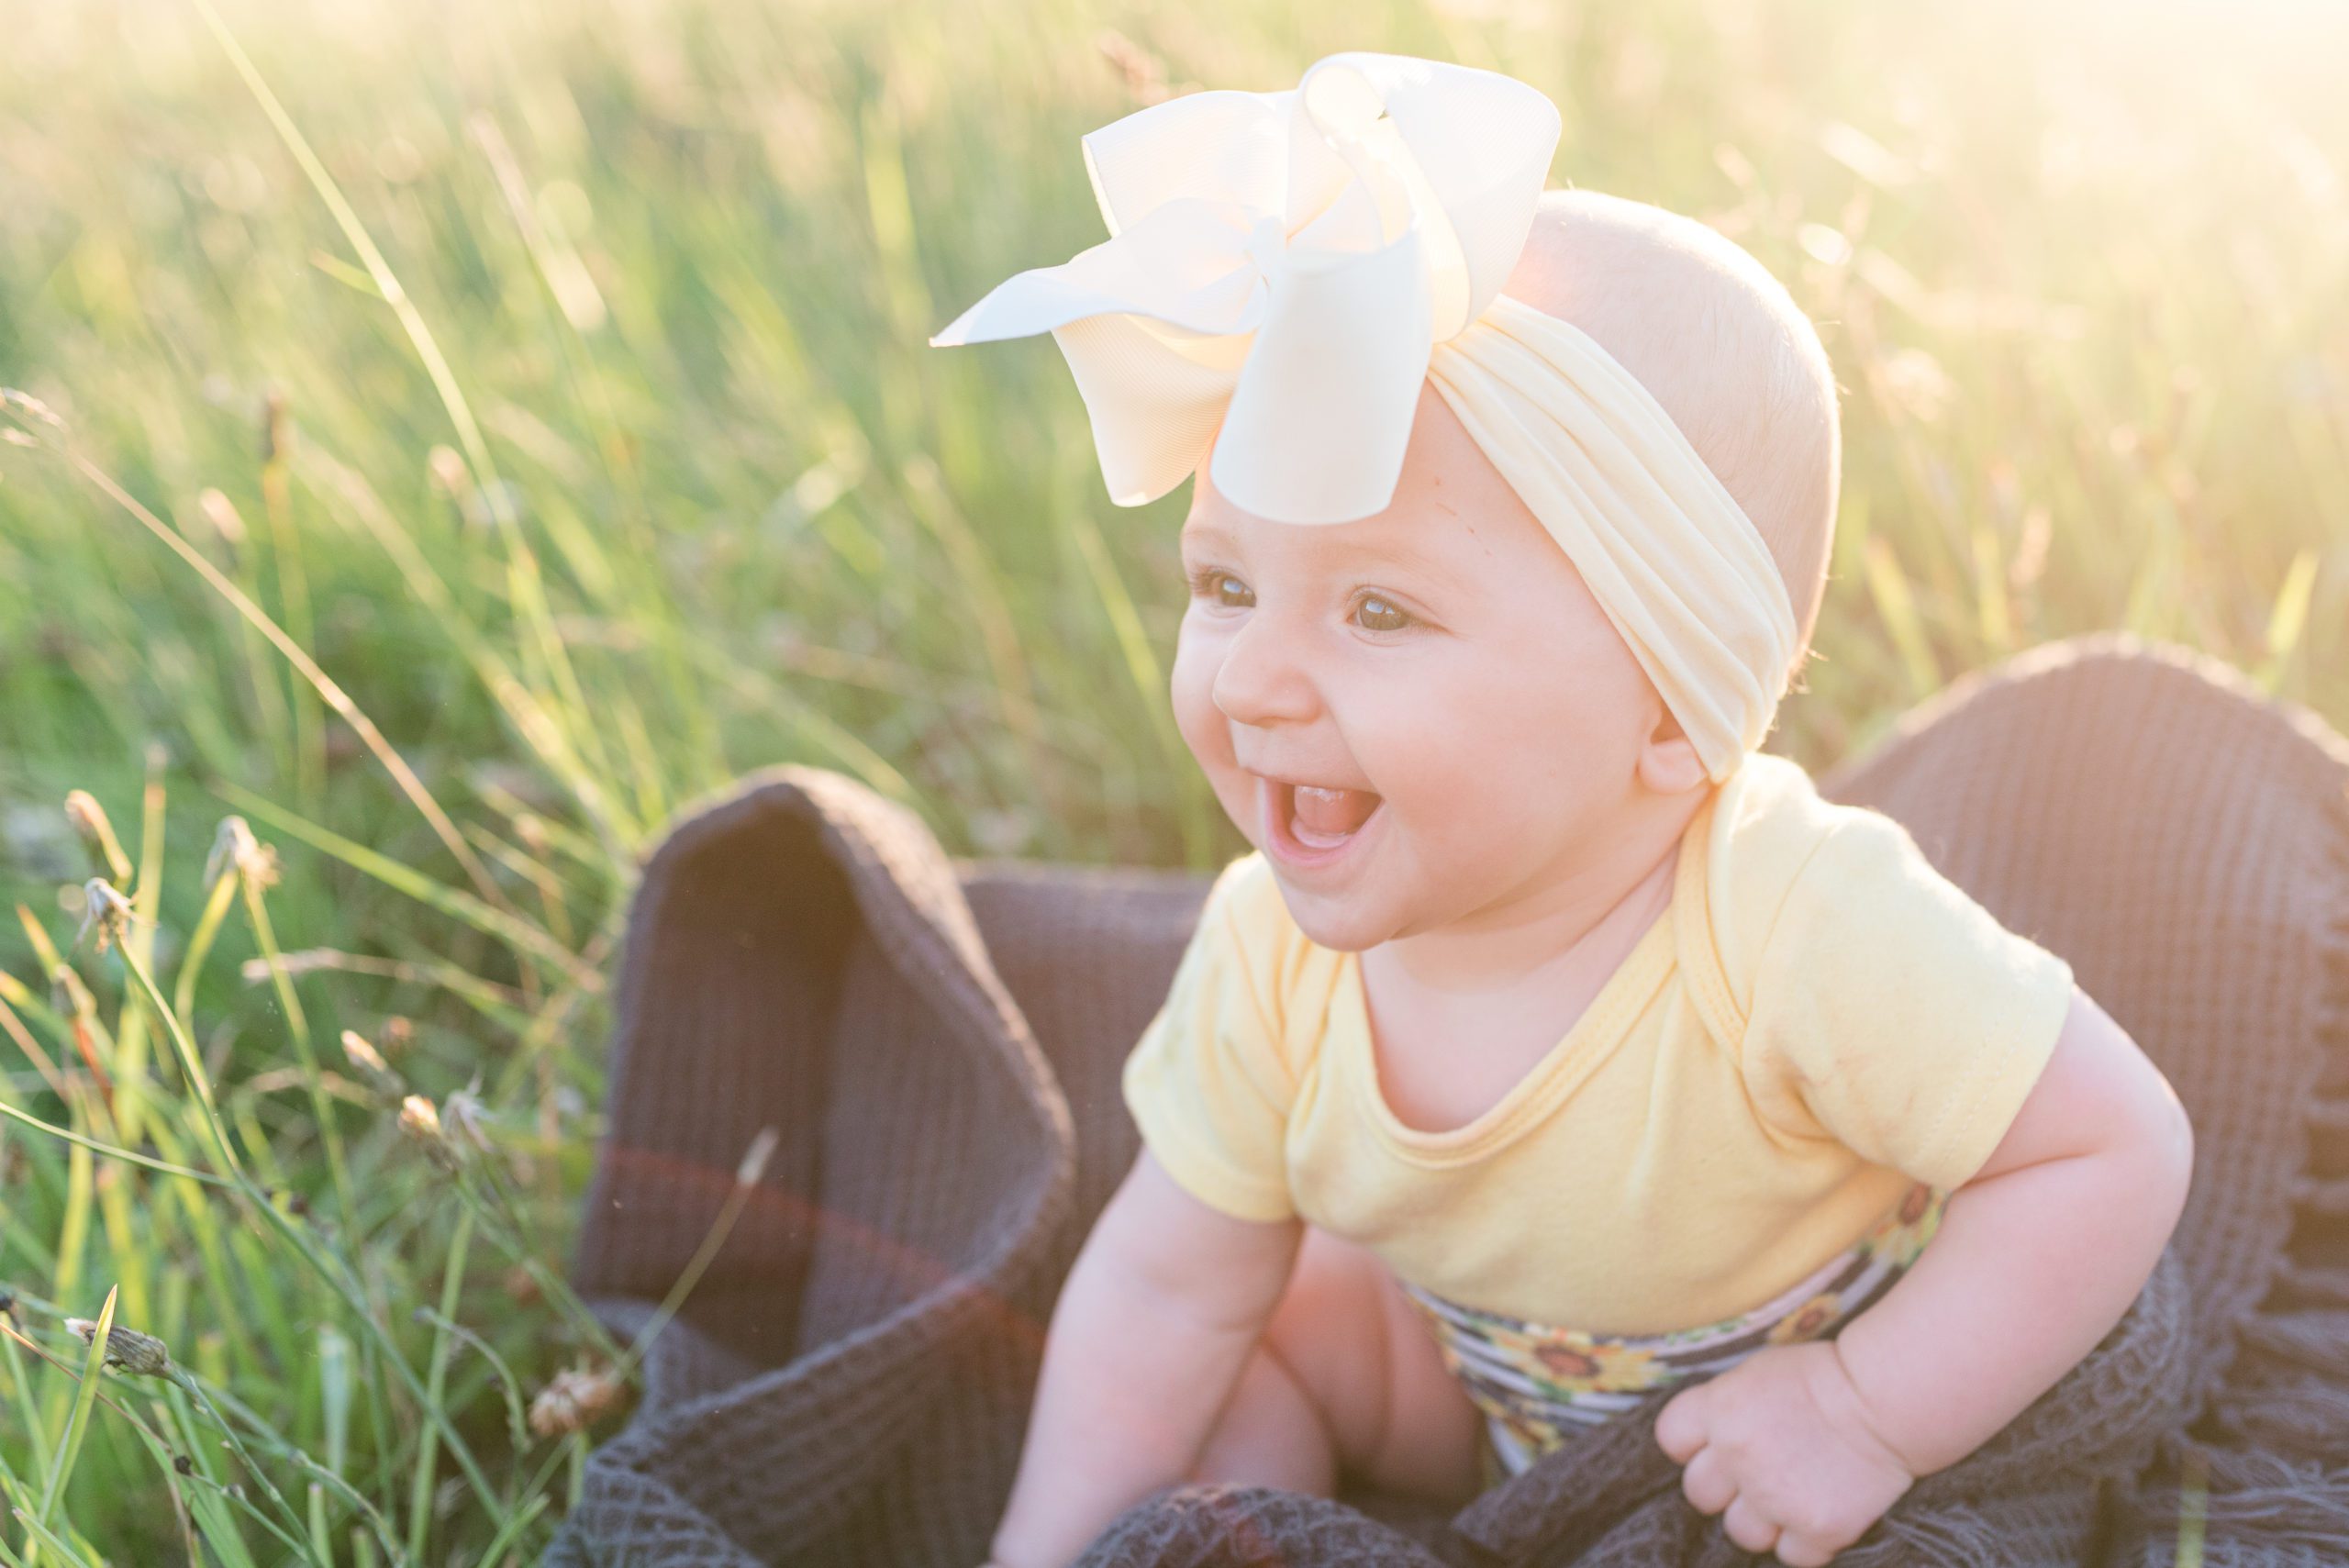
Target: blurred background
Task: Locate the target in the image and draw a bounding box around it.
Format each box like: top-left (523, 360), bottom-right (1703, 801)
top-left (0, 0), bottom-right (2342, 1558)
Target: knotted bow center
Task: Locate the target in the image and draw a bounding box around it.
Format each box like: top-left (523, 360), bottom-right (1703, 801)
top-left (1242, 214), bottom-right (1290, 289)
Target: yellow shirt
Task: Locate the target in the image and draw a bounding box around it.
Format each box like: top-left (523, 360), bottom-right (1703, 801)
top-left (1119, 751), bottom-right (2076, 1335)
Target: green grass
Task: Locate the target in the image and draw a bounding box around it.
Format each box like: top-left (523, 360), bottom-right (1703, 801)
top-left (0, 0), bottom-right (2343, 1558)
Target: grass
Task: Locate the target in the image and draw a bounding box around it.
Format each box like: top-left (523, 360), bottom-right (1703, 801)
top-left (0, 0), bottom-right (2343, 1558)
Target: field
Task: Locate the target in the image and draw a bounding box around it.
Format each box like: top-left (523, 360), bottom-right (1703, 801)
top-left (0, 0), bottom-right (2343, 1558)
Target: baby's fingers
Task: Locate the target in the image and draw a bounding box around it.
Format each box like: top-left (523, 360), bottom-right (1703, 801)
top-left (1770, 1494), bottom-right (1884, 1568)
top-left (1721, 1496), bottom-right (1781, 1557)
top-left (1770, 1529), bottom-right (1843, 1568)
top-left (1753, 1487), bottom-right (1880, 1567)
top-left (1653, 1383), bottom-right (1710, 1463)
top-left (1676, 1443), bottom-right (1737, 1516)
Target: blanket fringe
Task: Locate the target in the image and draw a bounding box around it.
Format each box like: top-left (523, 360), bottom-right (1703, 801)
top-left (2311, 1101), bottom-right (2349, 1179)
top-left (2290, 1174), bottom-right (2349, 1218)
top-left (2150, 1447), bottom-right (2349, 1542)
top-left (2161, 690), bottom-right (2349, 1559)
top-left (2233, 1312), bottom-right (2349, 1379)
top-left (2224, 1304), bottom-right (2349, 1423)
top-left (2204, 1369), bottom-right (2349, 1452)
top-left (2270, 1261), bottom-right (2349, 1310)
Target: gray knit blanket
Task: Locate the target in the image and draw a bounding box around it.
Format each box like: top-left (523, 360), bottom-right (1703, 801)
top-left (547, 633), bottom-right (2349, 1567)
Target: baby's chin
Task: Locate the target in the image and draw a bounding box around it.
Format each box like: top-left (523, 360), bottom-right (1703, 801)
top-left (1227, 786), bottom-right (1408, 949)
top-left (1257, 853), bottom-right (1422, 951)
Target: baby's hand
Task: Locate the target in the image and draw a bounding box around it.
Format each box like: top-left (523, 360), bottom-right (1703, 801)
top-left (1653, 1341), bottom-right (1916, 1566)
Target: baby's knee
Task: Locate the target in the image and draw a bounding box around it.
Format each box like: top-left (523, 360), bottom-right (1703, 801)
top-left (1262, 1230), bottom-right (1482, 1497)
top-left (1258, 1229), bottom-right (1396, 1449)
top-left (1189, 1340), bottom-right (1338, 1496)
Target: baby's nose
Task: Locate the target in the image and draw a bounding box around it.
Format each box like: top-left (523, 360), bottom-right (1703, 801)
top-left (1210, 612), bottom-right (1320, 728)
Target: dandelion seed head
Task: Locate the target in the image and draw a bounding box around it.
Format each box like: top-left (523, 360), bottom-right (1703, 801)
top-left (398, 1095), bottom-right (462, 1173)
top-left (339, 1029), bottom-right (403, 1096)
top-left (76, 878), bottom-right (135, 955)
top-left (206, 817), bottom-right (254, 891)
top-left (1, 388), bottom-right (64, 428)
top-left (529, 1363), bottom-right (623, 1438)
top-left (196, 487), bottom-right (249, 548)
top-left (440, 1084), bottom-right (494, 1152)
top-left (64, 1317), bottom-right (173, 1377)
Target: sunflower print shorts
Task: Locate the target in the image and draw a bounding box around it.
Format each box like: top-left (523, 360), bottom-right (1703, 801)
top-left (1401, 1182), bottom-right (1947, 1486)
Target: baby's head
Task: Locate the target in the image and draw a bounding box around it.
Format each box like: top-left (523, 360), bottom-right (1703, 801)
top-left (1172, 189), bottom-right (1841, 952)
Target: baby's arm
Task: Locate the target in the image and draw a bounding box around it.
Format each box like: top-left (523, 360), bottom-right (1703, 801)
top-left (986, 1149), bottom-right (1301, 1568)
top-left (1656, 984), bottom-right (2194, 1565)
top-left (1822, 984), bottom-right (2192, 1467)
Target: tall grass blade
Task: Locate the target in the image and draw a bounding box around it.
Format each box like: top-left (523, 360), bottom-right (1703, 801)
top-left (29, 1285), bottom-right (115, 1566)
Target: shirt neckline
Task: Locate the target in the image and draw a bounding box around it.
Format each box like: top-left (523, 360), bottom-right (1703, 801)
top-left (1331, 801), bottom-right (1713, 1169)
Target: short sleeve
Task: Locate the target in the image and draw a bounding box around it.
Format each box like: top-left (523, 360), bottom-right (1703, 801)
top-left (1119, 858), bottom-right (1299, 1223)
top-left (1739, 808), bottom-right (2077, 1191)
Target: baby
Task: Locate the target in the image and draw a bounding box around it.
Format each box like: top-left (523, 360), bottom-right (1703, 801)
top-left (935, 54), bottom-right (2193, 1568)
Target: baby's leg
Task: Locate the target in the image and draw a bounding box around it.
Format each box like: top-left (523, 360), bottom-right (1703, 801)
top-left (1189, 1225), bottom-right (1486, 1505)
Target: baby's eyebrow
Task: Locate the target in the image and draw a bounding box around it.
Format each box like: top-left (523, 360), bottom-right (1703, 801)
top-left (1178, 518), bottom-right (1241, 555)
top-left (1319, 537), bottom-right (1471, 590)
top-left (1180, 520), bottom-right (1469, 589)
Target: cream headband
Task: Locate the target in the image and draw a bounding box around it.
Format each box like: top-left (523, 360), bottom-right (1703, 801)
top-left (929, 51), bottom-right (1798, 783)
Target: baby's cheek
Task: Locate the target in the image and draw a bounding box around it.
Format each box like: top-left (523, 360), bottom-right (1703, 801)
top-left (1168, 663), bottom-right (1237, 797)
top-left (1167, 652), bottom-right (1212, 755)
top-left (1389, 712), bottom-right (1593, 862)
top-left (1369, 690), bottom-right (1504, 796)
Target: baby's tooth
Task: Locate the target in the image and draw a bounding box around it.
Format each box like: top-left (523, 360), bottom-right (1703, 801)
top-left (1291, 783), bottom-right (1378, 837)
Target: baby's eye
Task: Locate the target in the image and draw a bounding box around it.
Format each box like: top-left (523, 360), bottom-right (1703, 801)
top-left (1353, 594), bottom-right (1415, 634)
top-left (1187, 566), bottom-right (1252, 609)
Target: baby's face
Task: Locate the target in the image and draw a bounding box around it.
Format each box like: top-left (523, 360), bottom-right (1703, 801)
top-left (1173, 384), bottom-right (1697, 953)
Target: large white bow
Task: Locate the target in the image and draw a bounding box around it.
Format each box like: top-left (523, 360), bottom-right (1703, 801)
top-left (928, 51), bottom-right (1562, 524)
top-left (930, 51), bottom-right (1802, 782)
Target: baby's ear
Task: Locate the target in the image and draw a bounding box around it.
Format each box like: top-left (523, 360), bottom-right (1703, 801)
top-left (1636, 709), bottom-right (1710, 797)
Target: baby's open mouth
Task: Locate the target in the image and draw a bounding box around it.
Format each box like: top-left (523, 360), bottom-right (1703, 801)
top-left (1285, 781), bottom-right (1383, 849)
